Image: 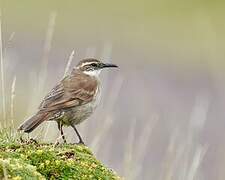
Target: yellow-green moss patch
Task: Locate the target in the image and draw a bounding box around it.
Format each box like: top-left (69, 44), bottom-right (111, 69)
top-left (0, 131), bottom-right (121, 180)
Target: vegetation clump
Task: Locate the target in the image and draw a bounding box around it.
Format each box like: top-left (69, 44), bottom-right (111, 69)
top-left (0, 130), bottom-right (121, 180)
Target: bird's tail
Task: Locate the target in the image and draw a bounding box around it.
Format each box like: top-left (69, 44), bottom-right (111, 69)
top-left (18, 112), bottom-right (50, 133)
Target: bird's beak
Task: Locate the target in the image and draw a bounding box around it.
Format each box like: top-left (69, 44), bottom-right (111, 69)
top-left (101, 63), bottom-right (118, 69)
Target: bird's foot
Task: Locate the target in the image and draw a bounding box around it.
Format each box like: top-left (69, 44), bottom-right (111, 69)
top-left (19, 136), bottom-right (25, 143)
top-left (62, 136), bottom-right (67, 144)
top-left (77, 140), bottom-right (85, 146)
top-left (69, 141), bottom-right (85, 146)
top-left (54, 137), bottom-right (67, 147)
top-left (53, 141), bottom-right (60, 147)
top-left (18, 135), bottom-right (38, 144)
top-left (29, 138), bottom-right (38, 144)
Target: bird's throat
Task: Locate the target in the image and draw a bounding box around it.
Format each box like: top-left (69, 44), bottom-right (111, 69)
top-left (83, 70), bottom-right (101, 77)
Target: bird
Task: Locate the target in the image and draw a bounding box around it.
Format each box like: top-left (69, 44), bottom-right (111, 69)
top-left (18, 58), bottom-right (118, 144)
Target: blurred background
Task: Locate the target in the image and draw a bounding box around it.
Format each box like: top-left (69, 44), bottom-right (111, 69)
top-left (1, 0), bottom-right (225, 179)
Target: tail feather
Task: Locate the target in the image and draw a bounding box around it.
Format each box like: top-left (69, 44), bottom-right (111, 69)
top-left (18, 112), bottom-right (50, 133)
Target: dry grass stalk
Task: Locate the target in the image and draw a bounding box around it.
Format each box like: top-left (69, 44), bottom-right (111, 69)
top-left (63, 50), bottom-right (75, 77)
top-left (123, 118), bottom-right (136, 180)
top-left (10, 76), bottom-right (16, 128)
top-left (133, 115), bottom-right (158, 179)
top-left (4, 32), bottom-right (15, 54)
top-left (38, 11), bottom-right (57, 95)
top-left (90, 75), bottom-right (123, 153)
top-left (0, 11), bottom-right (6, 128)
top-left (2, 160), bottom-right (8, 180)
top-left (38, 11), bottom-right (56, 140)
top-left (187, 145), bottom-right (208, 180)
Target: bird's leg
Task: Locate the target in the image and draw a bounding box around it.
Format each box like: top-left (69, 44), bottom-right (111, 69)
top-left (71, 124), bottom-right (84, 144)
top-left (57, 121), bottom-right (67, 143)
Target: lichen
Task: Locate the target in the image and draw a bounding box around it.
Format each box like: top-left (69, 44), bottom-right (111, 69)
top-left (0, 130), bottom-right (121, 180)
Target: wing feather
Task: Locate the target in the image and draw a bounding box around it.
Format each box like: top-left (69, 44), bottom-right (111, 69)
top-left (38, 72), bottom-right (97, 112)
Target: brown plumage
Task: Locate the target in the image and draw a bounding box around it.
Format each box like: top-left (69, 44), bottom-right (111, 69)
top-left (18, 58), bottom-right (118, 144)
top-left (39, 70), bottom-right (98, 112)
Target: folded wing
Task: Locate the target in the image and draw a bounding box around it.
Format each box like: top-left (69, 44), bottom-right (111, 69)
top-left (39, 72), bottom-right (98, 112)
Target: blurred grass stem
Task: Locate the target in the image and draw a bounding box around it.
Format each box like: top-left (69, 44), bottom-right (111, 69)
top-left (39, 11), bottom-right (56, 140)
top-left (10, 76), bottom-right (16, 129)
top-left (63, 50), bottom-right (75, 77)
top-left (0, 11), bottom-right (6, 128)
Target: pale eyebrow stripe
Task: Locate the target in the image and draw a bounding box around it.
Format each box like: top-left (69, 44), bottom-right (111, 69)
top-left (81, 61), bottom-right (97, 67)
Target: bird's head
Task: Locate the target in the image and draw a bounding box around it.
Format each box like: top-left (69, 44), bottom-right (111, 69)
top-left (75, 58), bottom-right (118, 76)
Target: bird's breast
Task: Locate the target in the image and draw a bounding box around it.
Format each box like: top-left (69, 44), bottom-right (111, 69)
top-left (66, 84), bottom-right (101, 125)
top-left (52, 83), bottom-right (102, 126)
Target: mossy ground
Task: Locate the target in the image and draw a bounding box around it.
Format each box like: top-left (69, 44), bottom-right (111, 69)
top-left (0, 130), bottom-right (121, 180)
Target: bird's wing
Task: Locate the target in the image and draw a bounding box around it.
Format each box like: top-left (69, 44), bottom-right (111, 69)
top-left (39, 74), bottom-right (98, 112)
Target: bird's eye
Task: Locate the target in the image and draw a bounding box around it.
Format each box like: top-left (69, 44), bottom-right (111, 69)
top-left (91, 63), bottom-right (97, 67)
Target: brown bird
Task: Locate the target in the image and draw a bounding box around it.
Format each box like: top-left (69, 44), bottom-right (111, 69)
top-left (18, 58), bottom-right (118, 144)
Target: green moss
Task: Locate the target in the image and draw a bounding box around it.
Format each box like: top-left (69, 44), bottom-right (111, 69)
top-left (0, 131), bottom-right (121, 180)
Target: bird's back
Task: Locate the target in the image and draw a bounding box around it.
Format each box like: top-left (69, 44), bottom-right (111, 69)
top-left (39, 69), bottom-right (99, 113)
